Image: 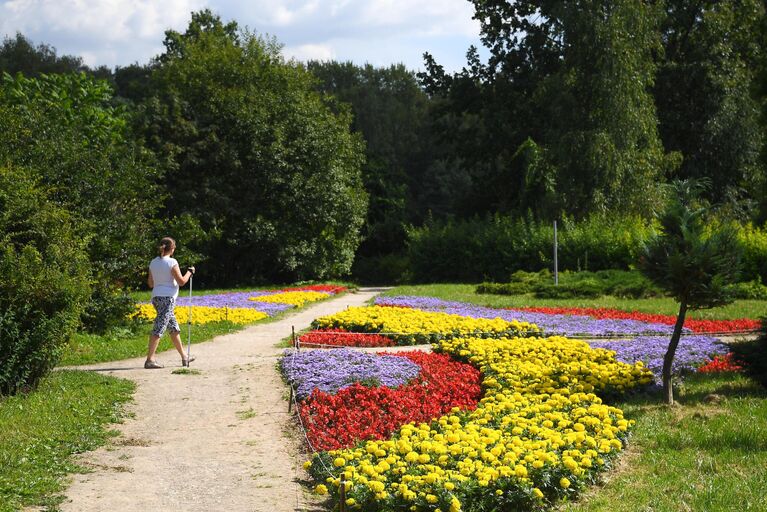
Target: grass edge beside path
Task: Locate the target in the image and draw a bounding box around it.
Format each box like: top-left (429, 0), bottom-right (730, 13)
top-left (0, 370), bottom-right (134, 512)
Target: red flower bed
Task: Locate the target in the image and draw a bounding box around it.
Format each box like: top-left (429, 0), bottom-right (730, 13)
top-left (518, 306), bottom-right (759, 333)
top-left (299, 329), bottom-right (394, 348)
top-left (278, 284), bottom-right (348, 294)
top-left (698, 353), bottom-right (744, 373)
top-left (298, 351), bottom-right (482, 451)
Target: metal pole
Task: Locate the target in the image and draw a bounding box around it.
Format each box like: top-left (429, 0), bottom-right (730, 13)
top-left (186, 274), bottom-right (193, 363)
top-left (553, 220), bottom-right (559, 286)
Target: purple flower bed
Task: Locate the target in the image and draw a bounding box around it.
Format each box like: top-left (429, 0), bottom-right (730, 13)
top-left (175, 291), bottom-right (293, 316)
top-left (589, 336), bottom-right (727, 383)
top-left (375, 296), bottom-right (682, 336)
top-left (281, 348), bottom-right (421, 400)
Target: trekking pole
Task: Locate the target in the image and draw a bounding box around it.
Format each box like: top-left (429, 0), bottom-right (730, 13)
top-left (186, 272), bottom-right (193, 365)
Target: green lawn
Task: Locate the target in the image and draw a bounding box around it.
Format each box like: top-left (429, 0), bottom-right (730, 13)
top-left (385, 284), bottom-right (767, 319)
top-left (60, 321), bottom-right (244, 366)
top-left (0, 371), bottom-right (134, 512)
top-left (562, 373), bottom-right (767, 512)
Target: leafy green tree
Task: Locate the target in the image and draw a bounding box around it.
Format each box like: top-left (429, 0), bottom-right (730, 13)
top-left (0, 32), bottom-right (85, 76)
top-left (641, 180), bottom-right (741, 404)
top-left (139, 10), bottom-right (367, 284)
top-left (655, 0), bottom-right (765, 215)
top-left (0, 32), bottom-right (112, 80)
top-left (0, 72), bottom-right (161, 331)
top-left (422, 0), bottom-right (672, 219)
top-left (0, 166), bottom-right (90, 394)
top-left (307, 61), bottom-right (436, 258)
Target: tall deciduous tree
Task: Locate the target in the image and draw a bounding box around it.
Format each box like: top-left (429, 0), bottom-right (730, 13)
top-left (140, 11), bottom-right (367, 284)
top-left (641, 180), bottom-right (740, 404)
top-left (422, 0), bottom-right (676, 219)
top-left (655, 0), bottom-right (765, 216)
top-left (307, 61), bottom-right (435, 256)
top-left (0, 72), bottom-right (160, 331)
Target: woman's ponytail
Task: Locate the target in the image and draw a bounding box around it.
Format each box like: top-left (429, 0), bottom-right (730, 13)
top-left (158, 237), bottom-right (176, 256)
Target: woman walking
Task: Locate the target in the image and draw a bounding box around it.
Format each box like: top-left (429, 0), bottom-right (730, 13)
top-left (145, 237), bottom-right (195, 369)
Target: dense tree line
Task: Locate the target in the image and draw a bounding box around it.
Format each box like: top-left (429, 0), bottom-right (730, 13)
top-left (1, 1), bottom-right (766, 290)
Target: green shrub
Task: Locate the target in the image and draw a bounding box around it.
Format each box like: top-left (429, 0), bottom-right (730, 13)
top-left (726, 280), bottom-right (767, 300)
top-left (736, 223), bottom-right (767, 283)
top-left (476, 269), bottom-right (664, 299)
top-left (408, 215), bottom-right (651, 282)
top-left (0, 167), bottom-right (90, 395)
top-left (79, 283), bottom-right (136, 334)
top-left (476, 282), bottom-right (535, 295)
top-left (534, 281), bottom-right (603, 299)
top-left (727, 323), bottom-right (767, 389)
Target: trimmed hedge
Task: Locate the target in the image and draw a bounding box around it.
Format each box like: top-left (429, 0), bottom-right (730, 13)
top-left (477, 270), bottom-right (665, 299)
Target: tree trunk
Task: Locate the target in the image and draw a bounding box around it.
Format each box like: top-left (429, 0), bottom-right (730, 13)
top-left (663, 301), bottom-right (688, 405)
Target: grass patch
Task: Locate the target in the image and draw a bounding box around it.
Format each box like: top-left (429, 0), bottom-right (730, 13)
top-left (386, 284), bottom-right (767, 319)
top-left (171, 368), bottom-right (202, 375)
top-left (561, 373), bottom-right (767, 512)
top-left (0, 370), bottom-right (134, 512)
top-left (60, 321), bottom-right (242, 366)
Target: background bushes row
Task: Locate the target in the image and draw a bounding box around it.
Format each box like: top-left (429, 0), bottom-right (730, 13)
top-left (407, 215), bottom-right (767, 284)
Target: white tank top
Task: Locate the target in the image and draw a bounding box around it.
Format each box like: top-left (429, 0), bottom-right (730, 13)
top-left (150, 256), bottom-right (180, 298)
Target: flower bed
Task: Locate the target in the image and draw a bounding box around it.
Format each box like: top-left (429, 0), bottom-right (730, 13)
top-left (588, 336), bottom-right (728, 383)
top-left (697, 353), bottom-right (744, 373)
top-left (312, 305), bottom-right (540, 345)
top-left (298, 329), bottom-right (395, 348)
top-left (376, 296), bottom-right (680, 336)
top-left (249, 290), bottom-right (331, 307)
top-left (519, 306), bottom-right (759, 333)
top-left (132, 285), bottom-right (347, 325)
top-left (306, 336), bottom-right (652, 510)
top-left (280, 284), bottom-right (348, 294)
top-left (281, 348), bottom-right (421, 400)
top-left (132, 303), bottom-right (267, 325)
top-left (289, 351), bottom-right (482, 451)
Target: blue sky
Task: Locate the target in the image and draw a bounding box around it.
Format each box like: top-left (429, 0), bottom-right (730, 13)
top-left (0, 0), bottom-right (488, 74)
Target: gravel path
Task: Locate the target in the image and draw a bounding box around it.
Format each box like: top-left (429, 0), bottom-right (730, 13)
top-left (60, 288), bottom-right (385, 512)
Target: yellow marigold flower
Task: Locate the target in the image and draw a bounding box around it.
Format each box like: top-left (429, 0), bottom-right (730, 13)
top-left (314, 484), bottom-right (328, 495)
top-left (560, 477), bottom-right (571, 489)
top-left (249, 290), bottom-right (329, 307)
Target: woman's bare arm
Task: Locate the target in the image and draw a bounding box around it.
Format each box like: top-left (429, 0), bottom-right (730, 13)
top-left (171, 264), bottom-right (192, 286)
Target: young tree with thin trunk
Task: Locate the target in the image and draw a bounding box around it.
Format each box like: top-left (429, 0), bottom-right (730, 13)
top-left (640, 180), bottom-right (740, 404)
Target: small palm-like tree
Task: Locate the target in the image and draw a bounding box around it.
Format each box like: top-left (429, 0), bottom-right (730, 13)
top-left (641, 180), bottom-right (741, 404)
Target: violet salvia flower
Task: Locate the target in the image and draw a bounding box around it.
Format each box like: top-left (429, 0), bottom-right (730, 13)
top-left (281, 348), bottom-right (421, 400)
top-left (588, 336), bottom-right (727, 383)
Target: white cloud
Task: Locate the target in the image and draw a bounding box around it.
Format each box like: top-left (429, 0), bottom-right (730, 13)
top-left (0, 0), bottom-right (485, 72)
top-left (284, 42), bottom-right (335, 62)
top-left (0, 0), bottom-right (205, 66)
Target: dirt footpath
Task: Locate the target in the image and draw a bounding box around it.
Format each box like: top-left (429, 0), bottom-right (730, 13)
top-left (60, 288), bottom-right (384, 512)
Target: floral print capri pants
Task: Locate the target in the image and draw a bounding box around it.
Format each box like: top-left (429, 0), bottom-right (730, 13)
top-left (151, 296), bottom-right (181, 336)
